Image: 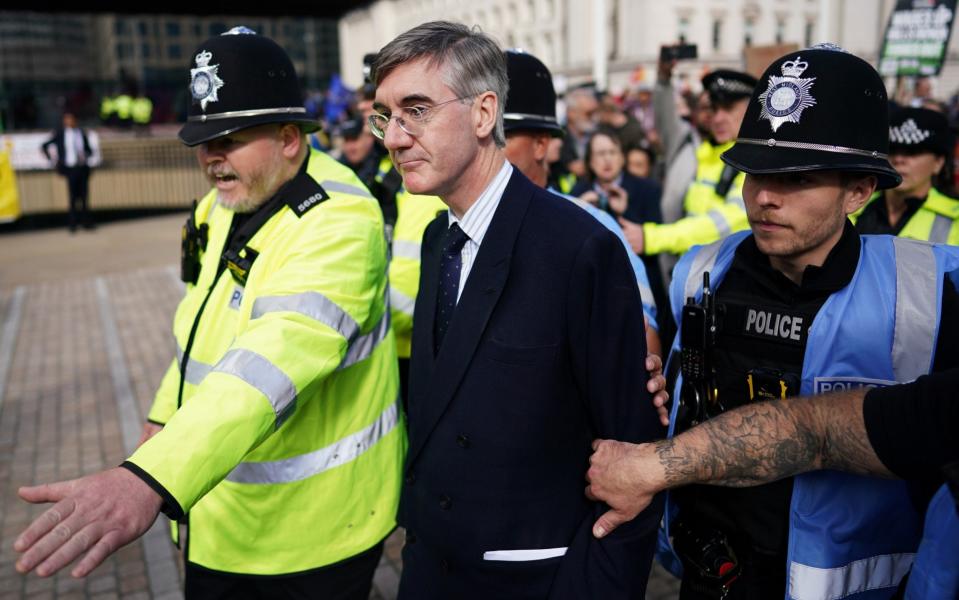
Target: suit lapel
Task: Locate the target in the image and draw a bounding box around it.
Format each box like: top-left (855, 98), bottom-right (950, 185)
top-left (408, 169), bottom-right (533, 465)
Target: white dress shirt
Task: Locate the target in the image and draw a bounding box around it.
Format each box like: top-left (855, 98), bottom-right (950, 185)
top-left (447, 160), bottom-right (513, 303)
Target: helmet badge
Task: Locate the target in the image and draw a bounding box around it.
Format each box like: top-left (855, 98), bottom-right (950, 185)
top-left (190, 50), bottom-right (224, 112)
top-left (758, 57), bottom-right (817, 133)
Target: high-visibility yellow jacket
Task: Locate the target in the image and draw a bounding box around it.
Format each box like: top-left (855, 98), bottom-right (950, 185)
top-left (852, 187), bottom-right (959, 244)
top-left (643, 140), bottom-right (748, 255)
top-left (113, 94), bottom-right (133, 121)
top-left (389, 188), bottom-right (446, 359)
top-left (128, 149), bottom-right (404, 575)
top-left (131, 96), bottom-right (153, 125)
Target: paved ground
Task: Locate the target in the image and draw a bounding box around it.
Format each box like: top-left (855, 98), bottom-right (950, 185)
top-left (0, 214), bottom-right (680, 599)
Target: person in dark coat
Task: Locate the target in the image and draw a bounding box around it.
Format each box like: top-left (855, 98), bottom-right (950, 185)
top-left (42, 112), bottom-right (100, 232)
top-left (371, 21), bottom-right (665, 599)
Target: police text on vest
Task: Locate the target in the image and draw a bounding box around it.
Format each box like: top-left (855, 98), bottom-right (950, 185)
top-left (745, 308), bottom-right (803, 341)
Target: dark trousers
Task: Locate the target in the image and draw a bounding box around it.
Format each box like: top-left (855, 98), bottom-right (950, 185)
top-left (184, 541), bottom-right (384, 600)
top-left (62, 165), bottom-right (91, 229)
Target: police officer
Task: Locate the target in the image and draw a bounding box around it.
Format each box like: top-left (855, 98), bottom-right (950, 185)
top-left (853, 106), bottom-right (959, 243)
top-left (337, 116), bottom-right (386, 188)
top-left (643, 45), bottom-right (959, 599)
top-left (502, 48), bottom-right (661, 355)
top-left (622, 69), bottom-right (756, 258)
top-left (15, 28), bottom-right (404, 600)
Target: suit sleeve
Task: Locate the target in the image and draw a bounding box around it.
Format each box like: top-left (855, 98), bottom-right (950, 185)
top-left (551, 227), bottom-right (666, 599)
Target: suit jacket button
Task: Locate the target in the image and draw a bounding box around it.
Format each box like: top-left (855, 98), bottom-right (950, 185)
top-left (456, 434), bottom-right (470, 448)
top-left (439, 495), bottom-right (452, 510)
top-left (441, 558), bottom-right (450, 573)
top-left (405, 472), bottom-right (416, 485)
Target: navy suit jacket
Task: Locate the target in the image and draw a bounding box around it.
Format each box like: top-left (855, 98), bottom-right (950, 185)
top-left (398, 169), bottom-right (665, 599)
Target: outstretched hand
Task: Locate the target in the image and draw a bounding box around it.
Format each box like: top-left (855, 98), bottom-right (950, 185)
top-left (15, 467), bottom-right (163, 578)
top-left (586, 440), bottom-right (662, 539)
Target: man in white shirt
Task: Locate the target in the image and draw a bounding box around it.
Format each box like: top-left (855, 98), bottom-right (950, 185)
top-left (371, 21), bottom-right (664, 599)
top-left (42, 112), bottom-right (101, 232)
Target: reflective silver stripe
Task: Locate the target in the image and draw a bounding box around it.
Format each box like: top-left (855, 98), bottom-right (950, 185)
top-left (892, 238), bottom-right (938, 382)
top-left (788, 553), bottom-right (914, 600)
top-left (391, 239), bottom-right (421, 261)
top-left (684, 240), bottom-right (724, 302)
top-left (928, 214), bottom-right (952, 244)
top-left (737, 137), bottom-right (888, 160)
top-left (502, 112), bottom-right (559, 125)
top-left (706, 209), bottom-right (732, 237)
top-left (339, 309), bottom-right (390, 370)
top-left (252, 290), bottom-right (390, 369)
top-left (225, 397), bottom-right (400, 484)
top-left (390, 287), bottom-right (416, 317)
top-left (319, 180), bottom-right (373, 199)
top-left (213, 349), bottom-right (297, 427)
top-left (188, 106), bottom-right (307, 122)
top-left (253, 292), bottom-right (360, 342)
top-left (638, 281), bottom-right (656, 313)
top-left (176, 344), bottom-right (214, 386)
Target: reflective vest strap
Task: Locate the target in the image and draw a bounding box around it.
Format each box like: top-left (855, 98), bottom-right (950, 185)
top-left (252, 290), bottom-right (390, 369)
top-left (706, 209), bottom-right (732, 237)
top-left (929, 213), bottom-right (952, 244)
top-left (683, 240), bottom-right (724, 301)
top-left (176, 344), bottom-right (213, 386)
top-left (253, 291), bottom-right (360, 342)
top-left (339, 309), bottom-right (390, 370)
top-left (213, 349), bottom-right (297, 428)
top-left (390, 287), bottom-right (416, 317)
top-left (892, 238), bottom-right (938, 382)
top-left (319, 180), bottom-right (374, 199)
top-left (788, 553), bottom-right (915, 600)
top-left (391, 239), bottom-right (421, 261)
top-left (225, 396), bottom-right (401, 484)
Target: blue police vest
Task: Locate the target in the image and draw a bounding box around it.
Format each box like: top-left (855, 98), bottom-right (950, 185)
top-left (904, 484), bottom-right (959, 599)
top-left (661, 231), bottom-right (959, 600)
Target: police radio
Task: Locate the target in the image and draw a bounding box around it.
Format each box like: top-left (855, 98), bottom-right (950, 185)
top-left (181, 199), bottom-right (208, 285)
top-left (677, 272), bottom-right (722, 431)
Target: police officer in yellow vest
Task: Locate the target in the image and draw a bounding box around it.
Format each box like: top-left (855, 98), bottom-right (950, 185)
top-left (621, 70), bottom-right (756, 257)
top-left (853, 106), bottom-right (959, 243)
top-left (13, 28), bottom-right (404, 600)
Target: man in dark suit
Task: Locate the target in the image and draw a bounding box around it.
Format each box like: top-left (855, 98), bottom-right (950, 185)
top-left (42, 111), bottom-right (100, 232)
top-left (370, 21), bottom-right (665, 599)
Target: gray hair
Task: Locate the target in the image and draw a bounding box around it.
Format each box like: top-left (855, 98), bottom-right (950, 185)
top-left (372, 21), bottom-right (508, 147)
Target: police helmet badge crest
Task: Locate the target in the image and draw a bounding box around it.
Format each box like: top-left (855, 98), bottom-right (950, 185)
top-left (758, 56), bottom-right (817, 132)
top-left (190, 50), bottom-right (224, 112)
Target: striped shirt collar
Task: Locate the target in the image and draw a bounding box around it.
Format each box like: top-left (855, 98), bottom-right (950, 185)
top-left (447, 160), bottom-right (513, 246)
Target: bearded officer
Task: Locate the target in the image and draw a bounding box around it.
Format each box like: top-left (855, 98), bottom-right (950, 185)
top-left (14, 29), bottom-right (404, 600)
top-left (598, 45), bottom-right (959, 600)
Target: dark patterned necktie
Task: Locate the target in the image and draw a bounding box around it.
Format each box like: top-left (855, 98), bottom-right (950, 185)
top-left (434, 223), bottom-right (470, 354)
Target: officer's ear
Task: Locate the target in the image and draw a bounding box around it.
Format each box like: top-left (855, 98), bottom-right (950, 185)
top-left (277, 123), bottom-right (303, 160)
top-left (840, 173), bottom-right (877, 215)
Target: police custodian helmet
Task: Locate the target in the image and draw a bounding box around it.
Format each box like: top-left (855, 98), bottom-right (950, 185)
top-left (178, 26), bottom-right (320, 147)
top-left (721, 44), bottom-right (902, 190)
top-left (502, 49), bottom-right (565, 138)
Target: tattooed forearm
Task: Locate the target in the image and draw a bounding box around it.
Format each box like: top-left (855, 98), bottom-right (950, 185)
top-left (652, 389), bottom-right (893, 488)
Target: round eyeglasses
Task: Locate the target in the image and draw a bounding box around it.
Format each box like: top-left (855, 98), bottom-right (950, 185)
top-left (367, 96), bottom-right (473, 140)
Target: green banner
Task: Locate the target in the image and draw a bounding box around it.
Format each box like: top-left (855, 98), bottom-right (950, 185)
top-left (879, 0), bottom-right (957, 76)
